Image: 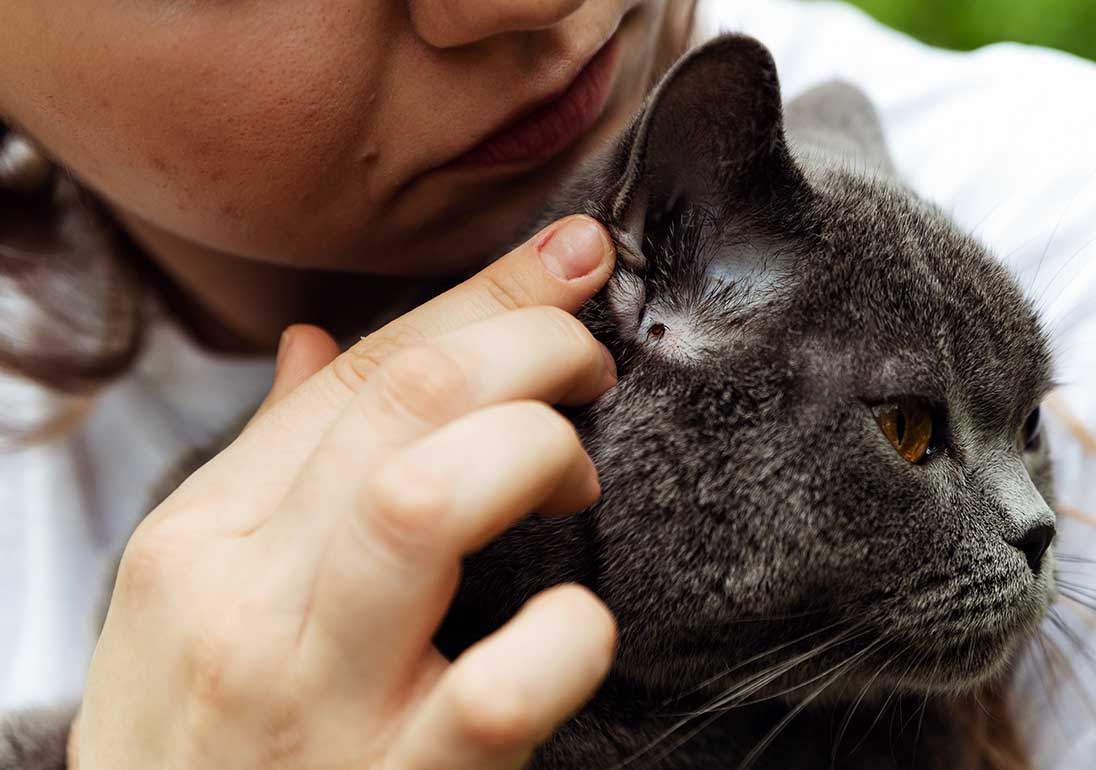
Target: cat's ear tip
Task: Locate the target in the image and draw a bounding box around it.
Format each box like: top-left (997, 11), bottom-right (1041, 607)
top-left (687, 32), bottom-right (779, 75)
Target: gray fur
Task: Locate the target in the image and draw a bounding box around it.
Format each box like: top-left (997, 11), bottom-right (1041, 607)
top-left (2, 35), bottom-right (1057, 770)
top-left (440, 36), bottom-right (1057, 769)
top-left (0, 707), bottom-right (74, 770)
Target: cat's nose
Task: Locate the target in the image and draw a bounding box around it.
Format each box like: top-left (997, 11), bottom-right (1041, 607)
top-left (1008, 522), bottom-right (1056, 574)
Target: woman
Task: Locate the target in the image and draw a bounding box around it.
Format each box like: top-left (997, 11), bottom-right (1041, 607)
top-left (2, 1), bottom-right (1095, 768)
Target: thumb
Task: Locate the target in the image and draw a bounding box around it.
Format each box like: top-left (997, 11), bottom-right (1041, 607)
top-left (254, 324), bottom-right (341, 417)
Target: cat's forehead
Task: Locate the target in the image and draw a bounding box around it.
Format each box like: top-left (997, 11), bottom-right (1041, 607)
top-left (787, 173), bottom-right (1053, 414)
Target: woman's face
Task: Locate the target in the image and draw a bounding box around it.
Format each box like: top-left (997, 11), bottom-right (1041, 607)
top-left (0, 0), bottom-right (686, 275)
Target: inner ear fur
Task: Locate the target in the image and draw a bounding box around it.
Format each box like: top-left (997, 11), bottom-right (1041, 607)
top-left (607, 34), bottom-right (807, 267)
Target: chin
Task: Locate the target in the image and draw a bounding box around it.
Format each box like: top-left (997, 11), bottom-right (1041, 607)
top-left (885, 619), bottom-right (1049, 696)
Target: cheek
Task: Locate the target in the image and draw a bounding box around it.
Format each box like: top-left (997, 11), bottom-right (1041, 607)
top-left (17, 1), bottom-right (401, 260)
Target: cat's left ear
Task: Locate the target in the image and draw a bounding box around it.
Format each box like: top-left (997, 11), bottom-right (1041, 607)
top-left (606, 34), bottom-right (806, 267)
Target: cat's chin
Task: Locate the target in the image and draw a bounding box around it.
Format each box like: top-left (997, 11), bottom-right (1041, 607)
top-left (868, 628), bottom-right (1036, 696)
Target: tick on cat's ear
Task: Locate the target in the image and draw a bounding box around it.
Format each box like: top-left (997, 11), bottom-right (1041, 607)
top-left (874, 399), bottom-right (943, 464)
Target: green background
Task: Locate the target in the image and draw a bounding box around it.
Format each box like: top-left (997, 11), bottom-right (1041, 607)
top-left (835, 0), bottom-right (1096, 61)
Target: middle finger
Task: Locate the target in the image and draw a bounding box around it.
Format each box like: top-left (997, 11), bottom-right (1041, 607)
top-left (256, 305), bottom-right (613, 542)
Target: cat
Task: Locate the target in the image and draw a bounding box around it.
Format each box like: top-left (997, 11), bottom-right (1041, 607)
top-left (437, 34), bottom-right (1057, 770)
top-left (1, 35), bottom-right (1057, 770)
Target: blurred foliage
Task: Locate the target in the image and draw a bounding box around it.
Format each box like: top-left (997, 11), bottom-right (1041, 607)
top-left (837, 0), bottom-right (1096, 61)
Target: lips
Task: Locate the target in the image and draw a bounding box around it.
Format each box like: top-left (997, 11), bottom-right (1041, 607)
top-left (452, 33), bottom-right (621, 168)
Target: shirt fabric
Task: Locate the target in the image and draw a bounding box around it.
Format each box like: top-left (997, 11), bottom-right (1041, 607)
top-left (2, 1), bottom-right (1095, 766)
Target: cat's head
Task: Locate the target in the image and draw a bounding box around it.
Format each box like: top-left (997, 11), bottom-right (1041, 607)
top-left (451, 35), bottom-right (1057, 702)
top-left (573, 34), bottom-right (1058, 699)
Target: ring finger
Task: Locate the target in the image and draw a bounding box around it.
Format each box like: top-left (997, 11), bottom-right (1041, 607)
top-left (291, 399), bottom-right (601, 684)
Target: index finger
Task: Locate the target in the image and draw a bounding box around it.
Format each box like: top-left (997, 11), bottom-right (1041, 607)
top-left (200, 215), bottom-right (614, 507)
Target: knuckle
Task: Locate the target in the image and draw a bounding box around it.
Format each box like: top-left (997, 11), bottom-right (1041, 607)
top-left (183, 621), bottom-right (248, 711)
top-left (359, 461), bottom-right (449, 564)
top-left (447, 670), bottom-right (539, 750)
top-left (115, 524), bottom-right (173, 601)
top-left (478, 272), bottom-right (535, 312)
top-left (330, 327), bottom-right (427, 394)
top-left (370, 346), bottom-right (469, 427)
top-left (329, 353), bottom-right (374, 396)
top-left (529, 306), bottom-right (600, 361)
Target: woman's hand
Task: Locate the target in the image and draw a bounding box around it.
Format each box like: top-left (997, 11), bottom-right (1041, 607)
top-left (76, 215), bottom-right (618, 770)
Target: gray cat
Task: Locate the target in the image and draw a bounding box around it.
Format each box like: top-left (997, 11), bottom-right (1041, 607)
top-left (2, 35), bottom-right (1058, 770)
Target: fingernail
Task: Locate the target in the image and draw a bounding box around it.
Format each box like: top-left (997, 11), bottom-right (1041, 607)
top-left (599, 343), bottom-right (618, 389)
top-left (538, 217), bottom-right (609, 280)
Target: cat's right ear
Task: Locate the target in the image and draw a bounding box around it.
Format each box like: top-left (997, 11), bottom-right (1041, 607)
top-left (783, 81), bottom-right (897, 177)
top-left (604, 34), bottom-right (806, 268)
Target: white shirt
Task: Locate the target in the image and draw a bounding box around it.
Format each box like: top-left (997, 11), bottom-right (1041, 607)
top-left (0, 311), bottom-right (275, 709)
top-left (2, 1), bottom-right (1095, 766)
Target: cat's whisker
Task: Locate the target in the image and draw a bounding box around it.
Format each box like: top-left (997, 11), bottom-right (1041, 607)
top-left (965, 195), bottom-right (1011, 246)
top-left (663, 616), bottom-right (864, 706)
top-left (660, 623), bottom-right (868, 717)
top-left (1057, 585), bottom-right (1096, 614)
top-left (714, 629), bottom-right (880, 712)
top-left (1053, 569), bottom-right (1096, 581)
top-left (1055, 552), bottom-right (1096, 565)
top-left (610, 629), bottom-right (880, 770)
top-left (721, 606), bottom-right (835, 624)
top-left (1057, 578), bottom-right (1096, 595)
top-left (1027, 628), bottom-right (1080, 751)
top-left (733, 639), bottom-right (886, 770)
top-left (699, 626), bottom-right (873, 714)
top-left (1033, 231), bottom-right (1096, 316)
top-left (1031, 630), bottom-right (1058, 713)
top-left (1028, 168), bottom-right (1096, 311)
top-left (912, 649), bottom-right (944, 766)
top-left (1044, 609), bottom-right (1096, 721)
top-left (1037, 623), bottom-right (1096, 731)
top-left (844, 646), bottom-right (920, 761)
top-left (892, 648), bottom-right (933, 738)
top-left (830, 640), bottom-right (902, 765)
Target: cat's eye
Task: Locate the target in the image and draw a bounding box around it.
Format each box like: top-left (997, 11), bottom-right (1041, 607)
top-left (874, 400), bottom-right (941, 464)
top-left (1022, 406), bottom-right (1042, 452)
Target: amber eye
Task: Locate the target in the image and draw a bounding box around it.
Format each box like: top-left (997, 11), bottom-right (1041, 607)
top-left (875, 400), bottom-right (939, 464)
top-left (1022, 406), bottom-right (1042, 451)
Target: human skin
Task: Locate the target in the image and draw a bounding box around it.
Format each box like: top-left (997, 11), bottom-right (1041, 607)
top-left (0, 2), bottom-right (694, 767)
top-left (0, 0), bottom-right (691, 349)
top-left (75, 216), bottom-right (621, 770)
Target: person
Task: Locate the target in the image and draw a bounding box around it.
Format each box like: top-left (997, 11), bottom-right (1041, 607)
top-left (1, 1), bottom-right (1094, 768)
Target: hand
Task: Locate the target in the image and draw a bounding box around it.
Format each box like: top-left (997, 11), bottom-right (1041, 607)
top-left (76, 215), bottom-right (619, 770)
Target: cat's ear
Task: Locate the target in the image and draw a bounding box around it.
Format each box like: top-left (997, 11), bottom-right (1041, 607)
top-left (606, 35), bottom-right (805, 267)
top-left (783, 81), bottom-right (897, 177)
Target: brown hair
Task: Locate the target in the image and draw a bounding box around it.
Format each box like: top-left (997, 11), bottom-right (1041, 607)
top-left (0, 129), bottom-right (144, 444)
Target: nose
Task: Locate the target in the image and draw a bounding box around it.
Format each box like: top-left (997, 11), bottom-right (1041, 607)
top-left (1008, 522), bottom-right (1056, 574)
top-left (409, 0), bottom-right (589, 48)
